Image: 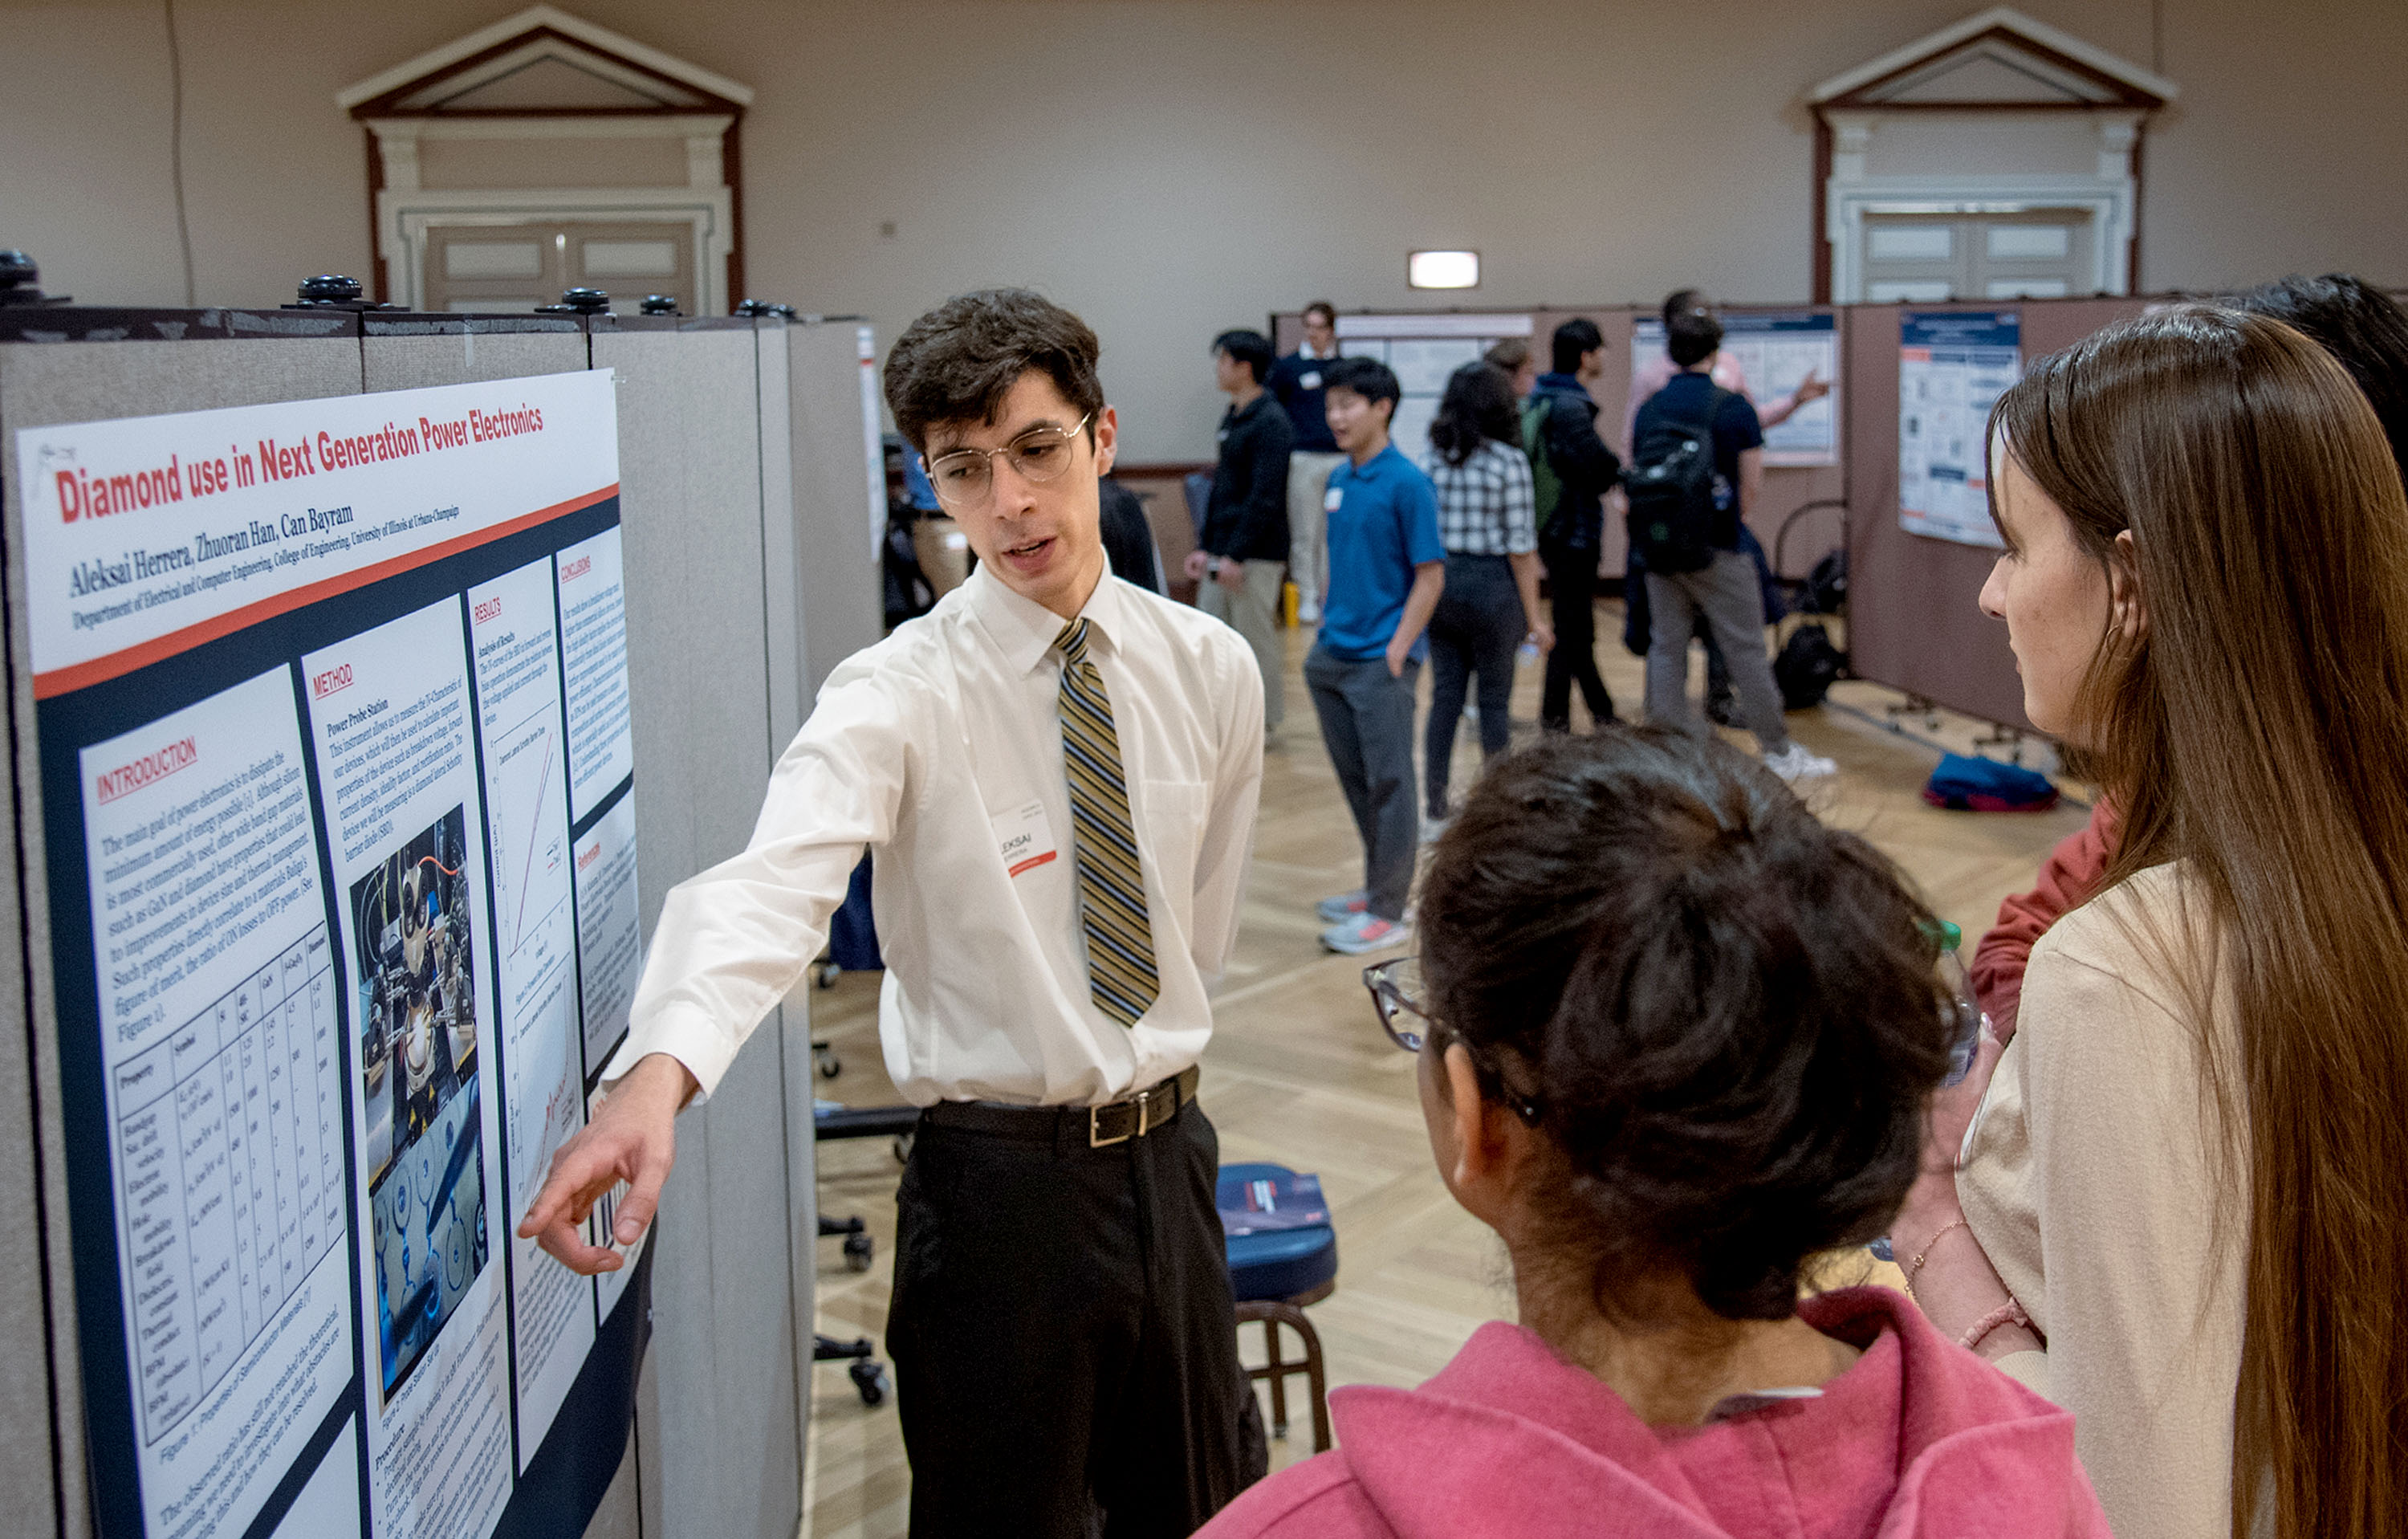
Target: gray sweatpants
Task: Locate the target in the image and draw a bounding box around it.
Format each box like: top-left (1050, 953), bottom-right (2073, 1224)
top-left (1644, 550), bottom-right (1792, 755)
top-left (1304, 645), bottom-right (1420, 920)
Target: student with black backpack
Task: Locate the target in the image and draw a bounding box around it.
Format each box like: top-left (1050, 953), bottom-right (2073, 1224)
top-left (1525, 319), bottom-right (1623, 731)
top-left (1627, 307), bottom-right (1834, 780)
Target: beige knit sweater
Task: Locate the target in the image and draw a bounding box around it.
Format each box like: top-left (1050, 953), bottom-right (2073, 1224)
top-left (1956, 861), bottom-right (2250, 1539)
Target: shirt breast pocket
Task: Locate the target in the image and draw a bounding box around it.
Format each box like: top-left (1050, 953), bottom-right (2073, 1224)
top-left (1140, 780), bottom-right (1209, 907)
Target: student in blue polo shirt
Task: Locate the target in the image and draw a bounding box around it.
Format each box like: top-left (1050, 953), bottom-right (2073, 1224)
top-left (1306, 356), bottom-right (1445, 954)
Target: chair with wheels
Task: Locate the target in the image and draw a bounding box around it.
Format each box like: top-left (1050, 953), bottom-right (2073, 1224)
top-left (1218, 1162), bottom-right (1337, 1452)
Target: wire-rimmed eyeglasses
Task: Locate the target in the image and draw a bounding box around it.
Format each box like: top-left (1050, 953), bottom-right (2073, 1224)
top-left (921, 412), bottom-right (1092, 510)
top-left (1361, 957), bottom-right (1543, 1126)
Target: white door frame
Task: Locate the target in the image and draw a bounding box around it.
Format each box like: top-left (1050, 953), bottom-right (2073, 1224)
top-left (367, 116), bottom-right (737, 315)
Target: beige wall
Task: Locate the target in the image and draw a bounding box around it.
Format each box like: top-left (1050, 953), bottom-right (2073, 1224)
top-left (3, 0), bottom-right (2404, 462)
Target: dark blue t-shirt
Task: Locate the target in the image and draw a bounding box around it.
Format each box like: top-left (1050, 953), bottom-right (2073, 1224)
top-left (1266, 351), bottom-right (1342, 453)
top-left (1635, 372), bottom-right (1763, 550)
top-left (1317, 444), bottom-right (1445, 661)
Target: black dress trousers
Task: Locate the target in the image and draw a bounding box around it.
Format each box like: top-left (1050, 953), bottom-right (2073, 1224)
top-left (886, 1097), bottom-right (1255, 1537)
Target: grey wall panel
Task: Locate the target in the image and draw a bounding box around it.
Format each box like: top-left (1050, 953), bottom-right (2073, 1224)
top-left (360, 323), bottom-right (587, 394)
top-left (783, 324), bottom-right (884, 698)
top-left (593, 321), bottom-right (802, 1539)
top-left (755, 324), bottom-right (802, 756)
top-left (0, 333), bottom-right (364, 1539)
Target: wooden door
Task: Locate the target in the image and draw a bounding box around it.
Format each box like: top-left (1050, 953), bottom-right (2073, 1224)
top-left (421, 219), bottom-right (698, 314)
top-left (1858, 209), bottom-right (2097, 303)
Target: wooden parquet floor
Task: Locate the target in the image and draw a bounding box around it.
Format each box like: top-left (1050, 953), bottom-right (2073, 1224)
top-left (799, 604), bottom-right (2088, 1538)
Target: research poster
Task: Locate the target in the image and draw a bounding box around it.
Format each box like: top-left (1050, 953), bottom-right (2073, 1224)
top-left (1899, 311), bottom-right (2021, 547)
top-left (21, 368), bottom-right (649, 1539)
top-left (1632, 311), bottom-right (1839, 466)
top-left (1335, 313), bottom-right (1533, 467)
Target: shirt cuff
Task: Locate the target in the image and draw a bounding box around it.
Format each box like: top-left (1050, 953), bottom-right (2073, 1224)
top-left (1991, 1347), bottom-right (2053, 1403)
top-left (601, 1003), bottom-right (739, 1104)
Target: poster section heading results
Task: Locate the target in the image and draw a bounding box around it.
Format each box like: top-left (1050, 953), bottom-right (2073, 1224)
top-left (42, 372), bottom-right (641, 1539)
top-left (16, 370), bottom-right (620, 694)
top-left (1898, 311), bottom-right (2020, 549)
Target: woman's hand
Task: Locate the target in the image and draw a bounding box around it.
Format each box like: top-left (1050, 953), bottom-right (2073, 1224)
top-left (1897, 1022), bottom-right (2006, 1239)
top-left (1527, 621), bottom-right (1556, 654)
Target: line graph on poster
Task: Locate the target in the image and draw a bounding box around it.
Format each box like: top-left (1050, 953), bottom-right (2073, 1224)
top-left (485, 708), bottom-right (570, 971)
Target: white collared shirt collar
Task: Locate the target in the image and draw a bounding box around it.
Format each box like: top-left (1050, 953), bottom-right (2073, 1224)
top-left (964, 561), bottom-right (1126, 678)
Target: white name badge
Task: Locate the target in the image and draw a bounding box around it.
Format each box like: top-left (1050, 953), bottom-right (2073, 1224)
top-left (994, 799), bottom-right (1059, 877)
top-left (1324, 484), bottom-right (1344, 513)
top-left (1300, 370), bottom-right (1323, 390)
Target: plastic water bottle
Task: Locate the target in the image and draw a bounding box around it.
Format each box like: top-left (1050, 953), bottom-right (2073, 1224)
top-left (1935, 921), bottom-right (1986, 1086)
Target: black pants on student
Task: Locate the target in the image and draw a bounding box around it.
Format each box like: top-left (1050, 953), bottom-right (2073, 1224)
top-left (888, 1093), bottom-right (1255, 1537)
top-left (1540, 539), bottom-right (1615, 731)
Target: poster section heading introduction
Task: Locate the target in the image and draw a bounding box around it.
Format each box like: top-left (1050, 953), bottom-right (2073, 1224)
top-left (18, 371), bottom-right (620, 696)
top-left (1899, 311), bottom-right (2021, 548)
top-left (25, 369), bottom-right (648, 1539)
top-left (1631, 312), bottom-right (1839, 466)
top-left (1332, 315), bottom-right (1536, 478)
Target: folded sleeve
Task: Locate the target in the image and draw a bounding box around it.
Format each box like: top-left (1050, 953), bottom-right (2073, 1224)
top-left (604, 665), bottom-right (914, 1097)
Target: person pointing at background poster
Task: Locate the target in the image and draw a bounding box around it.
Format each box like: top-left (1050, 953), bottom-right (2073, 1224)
top-left (521, 288), bottom-right (1267, 1535)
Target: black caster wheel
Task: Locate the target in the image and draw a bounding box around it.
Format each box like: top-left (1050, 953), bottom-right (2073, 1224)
top-left (850, 1360), bottom-right (888, 1406)
top-left (891, 1131), bottom-right (913, 1165)
top-left (842, 1232), bottom-right (873, 1271)
top-left (814, 1046), bottom-right (841, 1079)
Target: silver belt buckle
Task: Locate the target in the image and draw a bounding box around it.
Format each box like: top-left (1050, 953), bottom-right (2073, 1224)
top-left (1088, 1081), bottom-right (1169, 1148)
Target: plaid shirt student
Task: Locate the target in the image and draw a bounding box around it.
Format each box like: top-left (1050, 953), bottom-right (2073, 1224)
top-left (1420, 439), bottom-right (1538, 556)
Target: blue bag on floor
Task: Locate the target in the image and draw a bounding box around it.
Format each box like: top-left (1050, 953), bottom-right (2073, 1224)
top-left (1922, 753), bottom-right (2060, 812)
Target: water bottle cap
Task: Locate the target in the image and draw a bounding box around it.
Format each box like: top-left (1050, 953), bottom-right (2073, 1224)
top-left (1938, 919), bottom-right (1963, 951)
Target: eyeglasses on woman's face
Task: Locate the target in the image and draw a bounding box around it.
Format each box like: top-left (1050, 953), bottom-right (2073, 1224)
top-left (1361, 957), bottom-right (1543, 1127)
top-left (921, 413), bottom-right (1092, 511)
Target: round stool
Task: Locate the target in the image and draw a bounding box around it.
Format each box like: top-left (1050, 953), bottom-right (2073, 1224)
top-left (1218, 1162), bottom-right (1337, 1451)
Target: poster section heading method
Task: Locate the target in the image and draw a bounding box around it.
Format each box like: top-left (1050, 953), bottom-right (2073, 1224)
top-left (18, 367), bottom-right (645, 1539)
top-left (1334, 313), bottom-right (1535, 467)
top-left (1898, 311), bottom-right (2021, 548)
top-left (1630, 312), bottom-right (1840, 466)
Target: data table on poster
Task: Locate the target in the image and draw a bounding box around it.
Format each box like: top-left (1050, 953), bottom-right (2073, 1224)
top-left (112, 926), bottom-right (345, 1445)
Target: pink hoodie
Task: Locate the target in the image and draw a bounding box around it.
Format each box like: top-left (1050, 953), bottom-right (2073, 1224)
top-left (1198, 1288), bottom-right (2109, 1539)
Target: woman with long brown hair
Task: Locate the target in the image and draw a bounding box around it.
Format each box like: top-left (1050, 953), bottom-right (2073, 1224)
top-left (1896, 304), bottom-right (2408, 1539)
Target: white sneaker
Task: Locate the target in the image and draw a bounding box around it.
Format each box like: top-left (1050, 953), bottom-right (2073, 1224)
top-left (1316, 890), bottom-right (1369, 923)
top-left (1420, 813), bottom-right (1451, 845)
top-left (1320, 910), bottom-right (1412, 955)
top-left (1297, 598), bottom-right (1321, 625)
top-left (1764, 744), bottom-right (1837, 781)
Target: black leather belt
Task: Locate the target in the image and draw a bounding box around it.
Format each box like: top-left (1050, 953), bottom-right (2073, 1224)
top-left (919, 1065), bottom-right (1201, 1148)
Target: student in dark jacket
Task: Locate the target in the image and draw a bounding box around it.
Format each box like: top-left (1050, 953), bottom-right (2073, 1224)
top-left (1527, 319), bottom-right (1622, 732)
top-left (1097, 478), bottom-right (1164, 593)
top-left (1190, 329), bottom-right (1294, 733)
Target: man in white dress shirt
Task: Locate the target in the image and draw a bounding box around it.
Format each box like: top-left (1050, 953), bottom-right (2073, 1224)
top-left (523, 289), bottom-right (1267, 1533)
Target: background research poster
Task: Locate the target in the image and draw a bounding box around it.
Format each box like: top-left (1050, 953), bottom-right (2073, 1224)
top-left (1899, 310), bottom-right (2021, 548)
top-left (1631, 311), bottom-right (1840, 466)
top-left (18, 368), bottom-right (646, 1539)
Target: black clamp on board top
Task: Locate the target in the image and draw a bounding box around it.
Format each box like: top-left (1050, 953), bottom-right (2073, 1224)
top-left (538, 287), bottom-right (613, 316)
top-left (283, 273), bottom-right (401, 311)
top-left (639, 294), bottom-right (681, 316)
top-left (735, 299), bottom-right (815, 321)
top-left (0, 249), bottom-right (71, 307)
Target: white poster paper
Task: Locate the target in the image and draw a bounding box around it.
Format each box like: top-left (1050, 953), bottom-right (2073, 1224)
top-left (1900, 311), bottom-right (2021, 547)
top-left (87, 666), bottom-right (350, 1539)
top-left (554, 528), bottom-right (633, 825)
top-left (571, 792), bottom-right (641, 1075)
top-left (466, 560), bottom-right (595, 1469)
top-left (307, 601), bottom-right (511, 1539)
top-left (1632, 312), bottom-right (1839, 466)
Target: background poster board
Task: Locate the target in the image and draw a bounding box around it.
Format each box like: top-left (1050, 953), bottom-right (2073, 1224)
top-left (1332, 312), bottom-right (1534, 464)
top-left (1898, 310), bottom-right (2020, 547)
top-left (1632, 311), bottom-right (1839, 466)
top-left (18, 369), bottom-right (646, 1539)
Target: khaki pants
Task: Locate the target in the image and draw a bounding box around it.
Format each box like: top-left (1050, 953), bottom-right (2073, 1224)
top-left (1196, 558), bottom-right (1287, 729)
top-left (1285, 451), bottom-right (1345, 618)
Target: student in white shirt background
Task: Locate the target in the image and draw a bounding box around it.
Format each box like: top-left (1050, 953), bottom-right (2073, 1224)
top-left (523, 289), bottom-right (1267, 1535)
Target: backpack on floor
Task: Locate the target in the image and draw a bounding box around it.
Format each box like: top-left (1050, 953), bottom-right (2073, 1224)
top-left (1622, 385), bottom-right (1732, 576)
top-left (1521, 397), bottom-right (1564, 535)
top-left (1772, 619), bottom-right (1847, 710)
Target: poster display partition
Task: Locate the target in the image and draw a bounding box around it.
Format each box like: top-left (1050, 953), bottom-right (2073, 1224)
top-left (0, 307), bottom-right (836, 1539)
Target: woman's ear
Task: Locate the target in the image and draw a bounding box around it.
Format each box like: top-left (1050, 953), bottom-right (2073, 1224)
top-left (1442, 1044), bottom-right (1527, 1232)
top-left (2109, 529), bottom-right (2150, 642)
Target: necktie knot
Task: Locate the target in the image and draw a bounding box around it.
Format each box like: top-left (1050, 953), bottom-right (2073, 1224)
top-left (1056, 618), bottom-right (1092, 668)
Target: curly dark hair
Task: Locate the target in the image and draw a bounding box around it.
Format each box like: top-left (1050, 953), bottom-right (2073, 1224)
top-left (1426, 362), bottom-right (1523, 466)
top-left (883, 288), bottom-right (1104, 451)
top-left (1417, 727), bottom-right (1951, 1322)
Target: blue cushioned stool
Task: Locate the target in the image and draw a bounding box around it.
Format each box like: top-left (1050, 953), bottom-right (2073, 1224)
top-left (1219, 1162), bottom-right (1337, 1451)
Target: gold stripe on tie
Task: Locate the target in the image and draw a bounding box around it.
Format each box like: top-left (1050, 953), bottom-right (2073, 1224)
top-left (1056, 619), bottom-right (1159, 1027)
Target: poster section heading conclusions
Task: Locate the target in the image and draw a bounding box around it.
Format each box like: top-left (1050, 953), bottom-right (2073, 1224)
top-left (1898, 311), bottom-right (2021, 549)
top-left (16, 370), bottom-right (620, 696)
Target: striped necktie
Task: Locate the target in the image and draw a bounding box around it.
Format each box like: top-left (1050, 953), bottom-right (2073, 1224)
top-left (1055, 619), bottom-right (1159, 1028)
